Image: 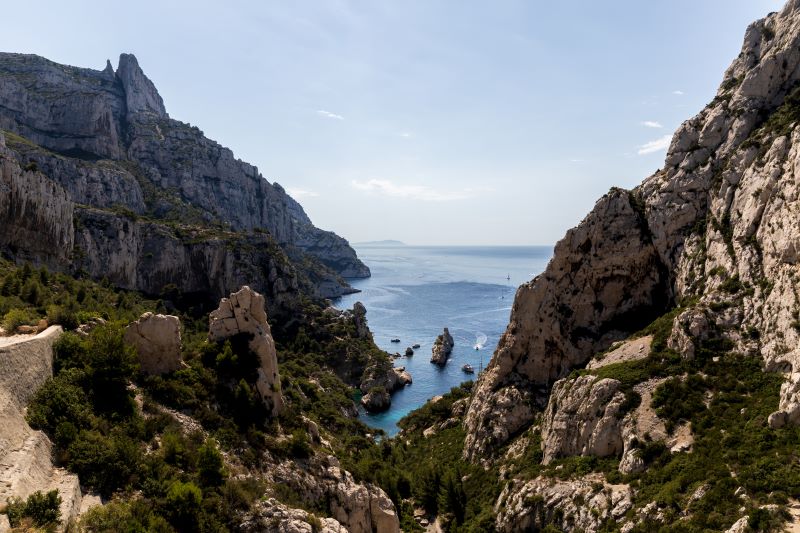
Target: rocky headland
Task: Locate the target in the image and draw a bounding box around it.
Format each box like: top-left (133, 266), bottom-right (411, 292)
top-left (0, 52), bottom-right (368, 302)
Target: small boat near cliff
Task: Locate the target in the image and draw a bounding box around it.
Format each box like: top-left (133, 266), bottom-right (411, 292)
top-left (462, 364), bottom-right (475, 374)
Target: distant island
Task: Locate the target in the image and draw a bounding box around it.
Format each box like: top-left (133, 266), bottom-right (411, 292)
top-left (354, 240), bottom-right (406, 246)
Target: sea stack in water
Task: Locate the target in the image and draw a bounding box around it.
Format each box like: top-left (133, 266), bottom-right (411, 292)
top-left (208, 286), bottom-right (284, 416)
top-left (431, 328), bottom-right (454, 365)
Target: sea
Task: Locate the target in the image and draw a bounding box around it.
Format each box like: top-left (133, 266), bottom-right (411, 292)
top-left (334, 244), bottom-right (553, 436)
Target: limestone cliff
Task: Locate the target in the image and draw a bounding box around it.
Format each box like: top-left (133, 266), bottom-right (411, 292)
top-left (72, 207), bottom-right (302, 317)
top-left (0, 51), bottom-right (369, 297)
top-left (0, 133), bottom-right (74, 266)
top-left (465, 0), bottom-right (800, 462)
top-left (464, 189), bottom-right (669, 459)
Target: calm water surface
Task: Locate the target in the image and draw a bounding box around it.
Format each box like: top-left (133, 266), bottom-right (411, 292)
top-left (335, 245), bottom-right (552, 435)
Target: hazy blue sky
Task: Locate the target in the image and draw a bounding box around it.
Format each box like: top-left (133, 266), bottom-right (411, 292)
top-left (0, 1), bottom-right (785, 245)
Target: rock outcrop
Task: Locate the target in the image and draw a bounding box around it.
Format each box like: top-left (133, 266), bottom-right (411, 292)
top-left (242, 498), bottom-right (348, 533)
top-left (430, 328), bottom-right (454, 365)
top-left (352, 302), bottom-right (371, 339)
top-left (209, 286), bottom-right (284, 416)
top-left (540, 376), bottom-right (626, 464)
top-left (268, 455), bottom-right (400, 533)
top-left (495, 474), bottom-right (633, 533)
top-left (466, 0), bottom-right (800, 461)
top-left (359, 365), bottom-right (412, 412)
top-left (360, 388), bottom-right (391, 412)
top-left (123, 312), bottom-right (182, 375)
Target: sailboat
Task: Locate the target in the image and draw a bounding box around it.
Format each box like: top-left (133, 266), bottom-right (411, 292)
top-left (501, 274), bottom-right (511, 299)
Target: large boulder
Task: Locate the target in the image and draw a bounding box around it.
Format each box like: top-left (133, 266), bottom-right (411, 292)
top-left (360, 388), bottom-right (391, 412)
top-left (123, 313), bottom-right (182, 375)
top-left (209, 286), bottom-right (284, 416)
top-left (430, 328), bottom-right (454, 365)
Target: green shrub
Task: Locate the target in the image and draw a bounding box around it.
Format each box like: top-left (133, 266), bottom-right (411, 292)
top-left (289, 429), bottom-right (312, 459)
top-left (164, 480), bottom-right (202, 530)
top-left (26, 370), bottom-right (92, 434)
top-left (52, 332), bottom-right (88, 373)
top-left (47, 303), bottom-right (80, 330)
top-left (79, 500), bottom-right (172, 532)
top-left (5, 490), bottom-right (61, 527)
top-left (84, 324), bottom-right (139, 415)
top-left (2, 308), bottom-right (36, 332)
top-left (198, 439), bottom-right (226, 487)
top-left (67, 429), bottom-right (143, 497)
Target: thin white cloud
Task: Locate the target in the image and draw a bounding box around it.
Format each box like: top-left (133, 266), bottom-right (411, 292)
top-left (287, 188), bottom-right (319, 199)
top-left (641, 121), bottom-right (663, 129)
top-left (638, 134), bottom-right (672, 155)
top-left (351, 179), bottom-right (484, 202)
top-left (673, 90), bottom-right (685, 96)
top-left (569, 158), bottom-right (584, 163)
top-left (317, 110), bottom-right (344, 120)
top-left (399, 132), bottom-right (412, 138)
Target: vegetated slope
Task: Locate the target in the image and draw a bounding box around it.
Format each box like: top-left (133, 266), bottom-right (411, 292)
top-left (0, 52), bottom-right (368, 302)
top-left (0, 259), bottom-right (403, 532)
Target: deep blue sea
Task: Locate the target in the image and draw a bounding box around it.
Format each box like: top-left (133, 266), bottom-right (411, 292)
top-left (334, 245), bottom-right (552, 436)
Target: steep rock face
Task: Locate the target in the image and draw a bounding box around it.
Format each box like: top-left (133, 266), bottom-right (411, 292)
top-left (0, 133), bottom-right (74, 265)
top-left (208, 286), bottom-right (284, 416)
top-left (359, 365), bottom-right (412, 413)
top-left (8, 136), bottom-right (147, 214)
top-left (540, 376), bottom-right (626, 464)
top-left (116, 53), bottom-right (167, 118)
top-left (73, 208), bottom-right (301, 317)
top-left (123, 312), bottom-right (183, 375)
top-left (464, 190), bottom-right (669, 459)
top-left (0, 53), bottom-right (125, 159)
top-left (0, 52), bottom-right (369, 281)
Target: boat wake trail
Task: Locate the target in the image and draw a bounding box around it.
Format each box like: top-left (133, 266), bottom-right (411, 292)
top-left (474, 332), bottom-right (488, 350)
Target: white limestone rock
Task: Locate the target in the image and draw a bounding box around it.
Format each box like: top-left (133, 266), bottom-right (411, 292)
top-left (430, 328), bottom-right (454, 365)
top-left (209, 286), bottom-right (284, 416)
top-left (124, 312), bottom-right (182, 375)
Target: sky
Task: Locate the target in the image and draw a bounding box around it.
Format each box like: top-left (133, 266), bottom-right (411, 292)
top-left (0, 0), bottom-right (786, 245)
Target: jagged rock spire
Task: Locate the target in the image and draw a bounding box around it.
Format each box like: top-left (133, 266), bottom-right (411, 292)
top-left (116, 53), bottom-right (167, 118)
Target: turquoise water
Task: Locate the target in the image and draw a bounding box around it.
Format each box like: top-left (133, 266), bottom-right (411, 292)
top-left (335, 245), bottom-right (552, 435)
